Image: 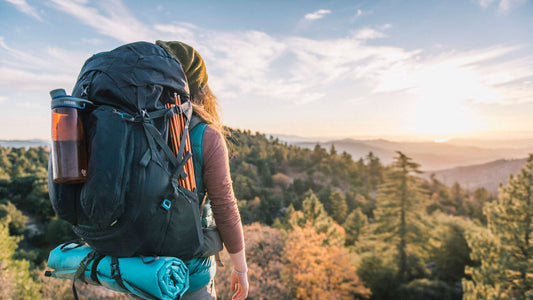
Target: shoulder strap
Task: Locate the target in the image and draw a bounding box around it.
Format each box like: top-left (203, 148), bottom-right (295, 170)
top-left (189, 120), bottom-right (208, 201)
top-left (189, 115), bottom-right (203, 132)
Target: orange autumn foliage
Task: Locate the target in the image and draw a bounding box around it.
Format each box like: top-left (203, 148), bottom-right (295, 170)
top-left (282, 223), bottom-right (370, 300)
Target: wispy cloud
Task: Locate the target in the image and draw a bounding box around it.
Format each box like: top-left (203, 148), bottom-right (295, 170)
top-left (4, 0), bottom-right (42, 21)
top-left (3, 0), bottom-right (532, 111)
top-left (351, 28), bottom-right (387, 40)
top-left (304, 9), bottom-right (331, 20)
top-left (0, 36), bottom-right (87, 74)
top-left (49, 0), bottom-right (154, 43)
top-left (0, 37), bottom-right (89, 92)
top-left (373, 46), bottom-right (533, 105)
top-left (477, 0), bottom-right (529, 12)
top-left (498, 0), bottom-right (529, 12)
top-left (153, 23), bottom-right (198, 45)
top-left (201, 30), bottom-right (289, 98)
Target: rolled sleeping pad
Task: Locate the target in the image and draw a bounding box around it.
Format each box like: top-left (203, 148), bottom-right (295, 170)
top-left (46, 243), bottom-right (189, 300)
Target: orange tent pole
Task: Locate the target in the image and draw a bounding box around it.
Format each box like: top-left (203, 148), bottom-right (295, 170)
top-left (175, 94), bottom-right (196, 192)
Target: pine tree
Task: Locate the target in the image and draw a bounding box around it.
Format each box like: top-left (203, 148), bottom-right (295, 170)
top-left (330, 190), bottom-right (348, 224)
top-left (464, 154), bottom-right (533, 299)
top-left (301, 190), bottom-right (345, 245)
top-left (344, 208), bottom-right (368, 246)
top-left (372, 151), bottom-right (427, 283)
top-left (366, 152), bottom-right (384, 192)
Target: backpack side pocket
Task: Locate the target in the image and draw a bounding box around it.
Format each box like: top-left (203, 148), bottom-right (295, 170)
top-left (48, 156), bottom-right (81, 225)
top-left (80, 105), bottom-right (133, 228)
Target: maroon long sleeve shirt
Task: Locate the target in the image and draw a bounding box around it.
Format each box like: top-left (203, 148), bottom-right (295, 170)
top-left (202, 126), bottom-right (244, 254)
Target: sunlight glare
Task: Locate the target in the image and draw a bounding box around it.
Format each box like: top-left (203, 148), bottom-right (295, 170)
top-left (405, 59), bottom-right (492, 136)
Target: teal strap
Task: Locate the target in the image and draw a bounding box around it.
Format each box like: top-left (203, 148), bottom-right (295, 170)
top-left (187, 120), bottom-right (215, 290)
top-left (189, 121), bottom-right (208, 199)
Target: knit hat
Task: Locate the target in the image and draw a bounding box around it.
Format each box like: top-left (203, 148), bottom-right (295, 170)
top-left (155, 40), bottom-right (208, 97)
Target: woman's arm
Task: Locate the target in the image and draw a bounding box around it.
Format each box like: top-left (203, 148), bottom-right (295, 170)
top-left (202, 126), bottom-right (248, 298)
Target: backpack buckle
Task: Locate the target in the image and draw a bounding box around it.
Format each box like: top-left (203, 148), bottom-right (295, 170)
top-left (110, 262), bottom-right (119, 278)
top-left (161, 199), bottom-right (172, 210)
top-left (141, 109), bottom-right (150, 123)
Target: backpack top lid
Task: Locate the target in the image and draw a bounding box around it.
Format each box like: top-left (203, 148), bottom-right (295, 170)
top-left (73, 41), bottom-right (189, 114)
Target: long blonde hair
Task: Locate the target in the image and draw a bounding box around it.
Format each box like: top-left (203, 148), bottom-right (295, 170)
top-left (190, 84), bottom-right (224, 134)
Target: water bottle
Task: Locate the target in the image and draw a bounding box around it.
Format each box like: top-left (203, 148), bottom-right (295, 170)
top-left (50, 89), bottom-right (92, 184)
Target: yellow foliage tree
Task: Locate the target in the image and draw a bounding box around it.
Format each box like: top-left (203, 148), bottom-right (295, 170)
top-left (282, 224), bottom-right (370, 299)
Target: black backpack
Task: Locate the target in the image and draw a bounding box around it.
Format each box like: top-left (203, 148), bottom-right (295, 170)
top-left (48, 42), bottom-right (218, 260)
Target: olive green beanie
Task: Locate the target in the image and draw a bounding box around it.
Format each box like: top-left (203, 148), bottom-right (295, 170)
top-left (156, 40), bottom-right (208, 97)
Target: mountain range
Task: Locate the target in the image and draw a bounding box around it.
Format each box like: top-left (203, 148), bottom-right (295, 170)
top-left (291, 138), bottom-right (533, 171)
top-left (0, 139), bottom-right (51, 148)
top-left (278, 136), bottom-right (533, 194)
top-left (423, 158), bottom-right (527, 194)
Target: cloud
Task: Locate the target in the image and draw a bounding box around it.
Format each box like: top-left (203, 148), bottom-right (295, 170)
top-left (498, 0), bottom-right (528, 12)
top-left (0, 37), bottom-right (88, 74)
top-left (373, 46), bottom-right (533, 105)
top-left (49, 0), bottom-right (154, 43)
top-left (478, 0), bottom-right (495, 8)
top-left (304, 9), bottom-right (331, 20)
top-left (200, 30), bottom-right (289, 97)
top-left (4, 0), bottom-right (42, 21)
top-left (3, 2), bottom-right (532, 112)
top-left (351, 28), bottom-right (387, 40)
top-left (0, 38), bottom-right (90, 95)
top-left (153, 23), bottom-right (198, 45)
top-left (477, 0), bottom-right (529, 12)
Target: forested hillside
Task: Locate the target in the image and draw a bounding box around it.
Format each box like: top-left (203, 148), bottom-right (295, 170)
top-left (426, 158), bottom-right (527, 194)
top-left (1, 129), bottom-right (532, 299)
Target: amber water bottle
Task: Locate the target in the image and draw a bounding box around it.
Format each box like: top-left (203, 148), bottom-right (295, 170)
top-left (50, 89), bottom-right (92, 184)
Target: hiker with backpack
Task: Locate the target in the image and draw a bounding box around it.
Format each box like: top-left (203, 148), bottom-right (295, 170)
top-left (156, 40), bottom-right (249, 300)
top-left (47, 41), bottom-right (248, 300)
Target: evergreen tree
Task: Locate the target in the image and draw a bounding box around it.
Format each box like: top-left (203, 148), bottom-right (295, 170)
top-left (330, 190), bottom-right (348, 224)
top-left (344, 208), bottom-right (368, 246)
top-left (366, 152), bottom-right (384, 192)
top-left (464, 154), bottom-right (533, 299)
top-left (372, 151), bottom-right (427, 282)
top-left (300, 190), bottom-right (345, 245)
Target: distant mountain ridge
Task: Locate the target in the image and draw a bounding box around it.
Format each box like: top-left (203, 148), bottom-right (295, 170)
top-left (424, 158), bottom-right (528, 194)
top-left (0, 139), bottom-right (50, 148)
top-left (281, 135), bottom-right (532, 194)
top-left (292, 138), bottom-right (533, 171)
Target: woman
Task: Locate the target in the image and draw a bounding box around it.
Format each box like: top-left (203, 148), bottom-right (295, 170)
top-left (155, 40), bottom-right (249, 300)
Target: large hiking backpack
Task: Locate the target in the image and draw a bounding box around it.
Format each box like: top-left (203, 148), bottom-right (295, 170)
top-left (48, 42), bottom-right (218, 260)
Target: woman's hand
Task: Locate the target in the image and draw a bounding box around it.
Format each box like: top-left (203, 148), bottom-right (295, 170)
top-left (230, 268), bottom-right (249, 300)
top-left (229, 249), bottom-right (248, 299)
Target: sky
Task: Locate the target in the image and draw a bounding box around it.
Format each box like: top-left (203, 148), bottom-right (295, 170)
top-left (1, 0), bottom-right (533, 142)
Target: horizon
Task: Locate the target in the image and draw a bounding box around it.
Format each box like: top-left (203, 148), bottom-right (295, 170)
top-left (3, 128), bottom-right (533, 147)
top-left (1, 0), bottom-right (533, 141)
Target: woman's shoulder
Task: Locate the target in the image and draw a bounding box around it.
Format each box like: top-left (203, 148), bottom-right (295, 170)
top-left (202, 125), bottom-right (227, 159)
top-left (203, 125), bottom-right (225, 144)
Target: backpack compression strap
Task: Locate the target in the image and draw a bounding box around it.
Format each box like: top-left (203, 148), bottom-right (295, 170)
top-left (131, 100), bottom-right (194, 185)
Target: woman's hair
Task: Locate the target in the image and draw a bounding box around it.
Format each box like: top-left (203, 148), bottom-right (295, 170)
top-left (190, 84), bottom-right (224, 134)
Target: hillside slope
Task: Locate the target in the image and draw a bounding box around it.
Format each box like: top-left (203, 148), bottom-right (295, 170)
top-left (423, 158), bottom-right (528, 194)
top-left (295, 138), bottom-right (533, 171)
